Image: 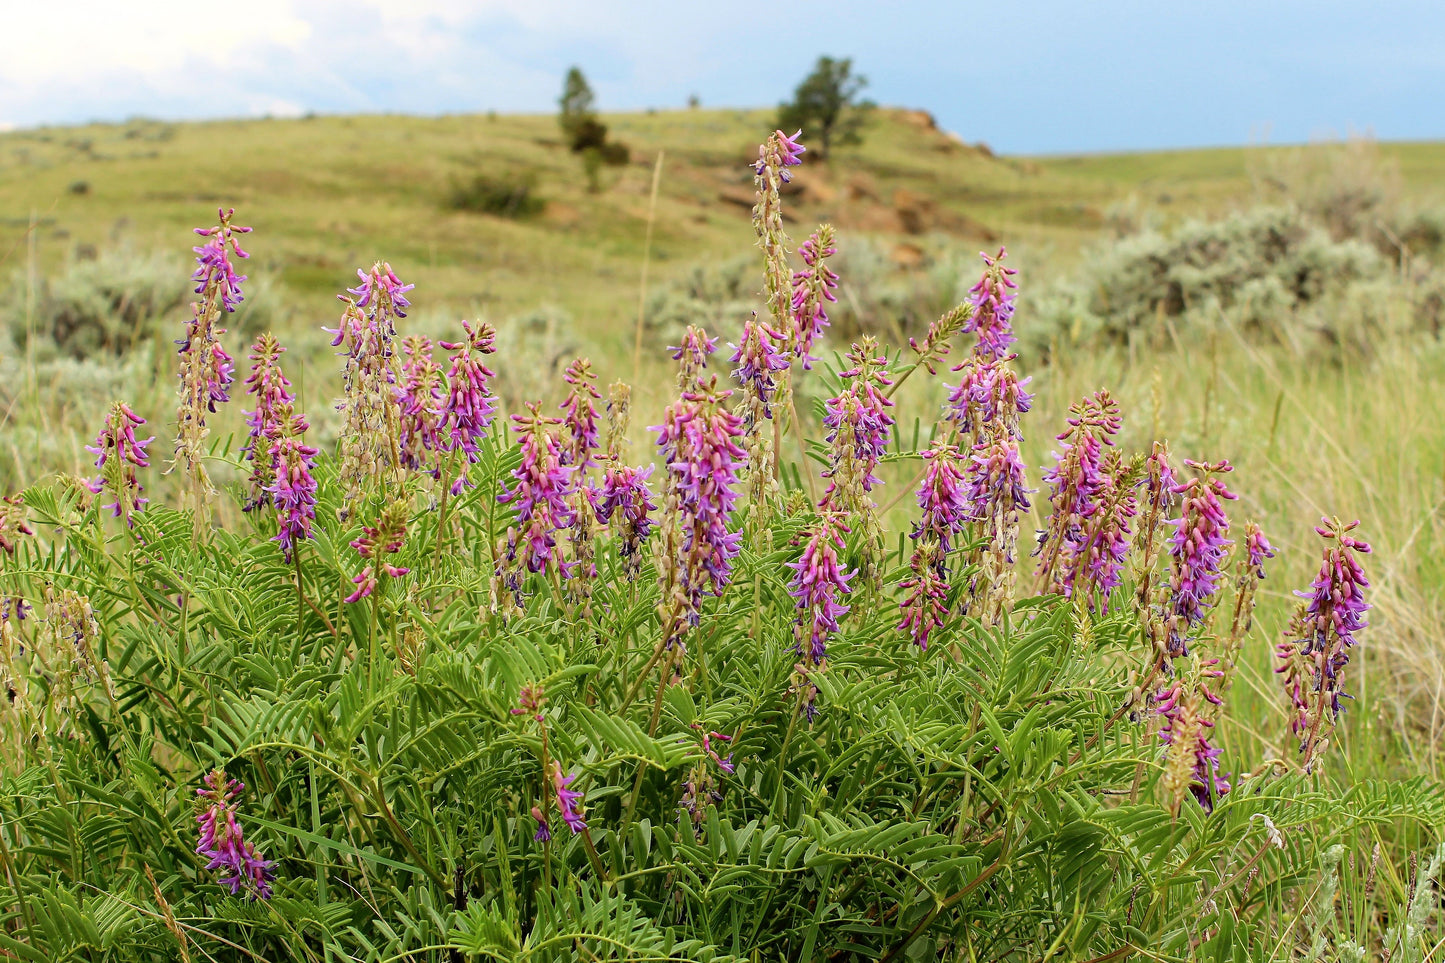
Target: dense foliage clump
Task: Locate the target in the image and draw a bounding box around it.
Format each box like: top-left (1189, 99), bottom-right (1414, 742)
top-left (0, 131), bottom-right (1442, 963)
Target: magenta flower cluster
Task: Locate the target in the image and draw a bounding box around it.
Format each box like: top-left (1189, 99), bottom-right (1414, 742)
top-left (654, 380), bottom-right (747, 614)
top-left (439, 321), bottom-right (500, 469)
top-left (551, 762), bottom-right (587, 834)
top-left (729, 313), bottom-right (790, 419)
top-left (559, 358), bottom-right (601, 471)
top-left (85, 402), bottom-right (153, 521)
top-left (787, 511), bottom-right (855, 666)
top-left (347, 262), bottom-right (414, 318)
top-left (396, 336), bottom-right (446, 474)
top-left (1036, 391), bottom-right (1122, 594)
top-left (791, 229), bottom-right (839, 369)
top-left (195, 770), bottom-right (274, 900)
top-left (270, 436), bottom-right (319, 563)
top-left (754, 128), bottom-right (805, 181)
top-left (241, 334), bottom-right (298, 510)
top-left (499, 404), bottom-right (577, 577)
top-left (191, 208), bottom-right (252, 314)
top-left (962, 247), bottom-right (1018, 360)
top-left (1155, 682), bottom-right (1230, 812)
top-left (590, 464), bottom-right (658, 565)
top-left (1166, 460), bottom-right (1237, 657)
top-left (1293, 517), bottom-right (1371, 722)
top-left (913, 445), bottom-right (973, 554)
top-left (820, 342), bottom-right (895, 505)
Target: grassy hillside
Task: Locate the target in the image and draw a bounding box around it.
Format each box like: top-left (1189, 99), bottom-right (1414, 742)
top-left (4, 107), bottom-right (1443, 335)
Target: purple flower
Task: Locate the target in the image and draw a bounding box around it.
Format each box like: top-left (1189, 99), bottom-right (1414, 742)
top-left (241, 334), bottom-right (298, 510)
top-left (700, 728), bottom-right (735, 775)
top-left (898, 541), bottom-right (950, 651)
top-left (962, 247), bottom-right (1018, 360)
top-left (86, 402), bottom-right (154, 522)
top-left (396, 335), bottom-right (446, 475)
top-left (948, 356), bottom-right (1033, 442)
top-left (669, 325), bottom-right (718, 390)
top-left (1036, 390), bottom-right (1122, 595)
top-left (589, 464), bottom-right (657, 574)
top-left (790, 225), bottom-right (839, 369)
top-left (787, 511), bottom-right (855, 666)
top-left (559, 358), bottom-right (601, 472)
top-left (550, 762), bottom-right (586, 835)
top-left (270, 434), bottom-right (319, 563)
top-left (966, 435), bottom-right (1033, 548)
top-left (347, 262), bottom-right (414, 317)
top-left (652, 377), bottom-right (747, 648)
top-left (913, 444), bottom-right (973, 554)
top-left (196, 770), bottom-right (274, 900)
top-left (1155, 682), bottom-right (1230, 812)
top-left (1293, 518), bottom-right (1371, 724)
top-left (1244, 522), bottom-right (1276, 579)
top-left (530, 806), bottom-right (551, 842)
top-left (1165, 460), bottom-right (1237, 657)
top-left (729, 313), bottom-right (790, 420)
top-left (821, 339), bottom-right (895, 511)
top-left (754, 129), bottom-right (805, 181)
top-left (1073, 453), bottom-right (1141, 610)
top-left (498, 403), bottom-right (576, 578)
top-left (191, 208), bottom-right (251, 314)
top-left (438, 321), bottom-right (500, 463)
top-left (345, 502), bottom-right (410, 603)
top-left (1142, 442), bottom-right (1178, 517)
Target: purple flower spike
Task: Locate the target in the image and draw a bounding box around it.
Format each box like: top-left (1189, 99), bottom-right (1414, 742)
top-left (966, 435), bottom-right (1032, 544)
top-left (439, 320), bottom-right (500, 463)
top-left (1073, 453), bottom-right (1141, 611)
top-left (396, 335), bottom-right (446, 476)
top-left (347, 262), bottom-right (414, 317)
top-left (754, 129), bottom-right (805, 181)
top-left (196, 769), bottom-right (274, 900)
top-left (729, 313), bottom-right (790, 420)
top-left (1036, 390), bottom-right (1122, 595)
top-left (559, 358), bottom-right (602, 472)
top-left (1156, 682), bottom-right (1230, 812)
top-left (589, 464), bottom-right (658, 575)
top-left (821, 339), bottom-right (896, 515)
top-left (191, 208), bottom-right (251, 314)
top-left (270, 433), bottom-right (319, 563)
top-left (787, 511), bottom-right (856, 666)
top-left (962, 247), bottom-right (1018, 360)
top-left (1165, 459), bottom-right (1237, 657)
top-left (85, 402), bottom-right (154, 524)
top-left (1276, 518), bottom-right (1370, 764)
top-left (669, 325), bottom-right (718, 390)
top-left (1244, 522), bottom-right (1276, 579)
top-left (499, 403), bottom-right (576, 580)
top-left (898, 541), bottom-right (950, 651)
top-left (790, 225), bottom-right (839, 369)
top-left (948, 355), bottom-right (1033, 442)
top-left (652, 376), bottom-right (747, 649)
top-left (241, 334), bottom-right (298, 510)
top-left (345, 502), bottom-right (410, 604)
top-left (913, 445), bottom-right (973, 554)
top-left (549, 762), bottom-right (587, 835)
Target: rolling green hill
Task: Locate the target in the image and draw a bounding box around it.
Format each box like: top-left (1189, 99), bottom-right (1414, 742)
top-left (4, 106), bottom-right (1442, 342)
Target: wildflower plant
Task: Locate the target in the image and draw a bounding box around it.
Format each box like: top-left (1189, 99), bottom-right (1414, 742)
top-left (171, 208), bottom-right (247, 520)
top-left (0, 135), bottom-right (1421, 963)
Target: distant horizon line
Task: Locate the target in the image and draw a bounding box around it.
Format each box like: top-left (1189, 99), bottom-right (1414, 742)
top-left (1, 105), bottom-right (1436, 159)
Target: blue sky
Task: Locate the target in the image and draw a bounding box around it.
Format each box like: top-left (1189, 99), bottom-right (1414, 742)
top-left (3, 0), bottom-right (1443, 154)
